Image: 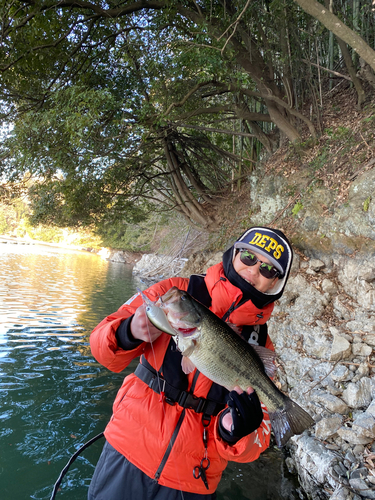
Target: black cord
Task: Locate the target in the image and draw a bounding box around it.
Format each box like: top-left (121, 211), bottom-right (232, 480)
top-left (49, 432), bottom-right (105, 500)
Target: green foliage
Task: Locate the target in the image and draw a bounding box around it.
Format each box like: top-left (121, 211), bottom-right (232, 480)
top-left (292, 201), bottom-right (304, 216)
top-left (363, 196), bottom-right (371, 212)
top-left (331, 126), bottom-right (351, 140)
top-left (0, 0), bottom-right (373, 236)
top-left (24, 224), bottom-right (64, 243)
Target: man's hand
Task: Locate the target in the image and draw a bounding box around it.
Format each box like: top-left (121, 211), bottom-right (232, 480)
top-left (130, 304), bottom-right (164, 343)
top-left (221, 386), bottom-right (263, 440)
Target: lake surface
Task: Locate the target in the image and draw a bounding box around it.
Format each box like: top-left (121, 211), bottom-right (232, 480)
top-left (0, 243), bottom-right (303, 500)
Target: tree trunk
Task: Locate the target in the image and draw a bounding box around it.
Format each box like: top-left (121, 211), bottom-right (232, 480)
top-left (163, 139), bottom-right (214, 227)
top-left (323, 0), bottom-right (366, 109)
top-left (293, 0), bottom-right (375, 73)
top-left (177, 5), bottom-right (303, 143)
top-left (337, 37), bottom-right (366, 109)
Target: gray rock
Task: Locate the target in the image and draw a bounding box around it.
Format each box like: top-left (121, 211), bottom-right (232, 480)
top-left (333, 462), bottom-right (348, 477)
top-left (322, 278), bottom-right (338, 295)
top-left (330, 334), bottom-right (352, 361)
top-left (358, 266), bottom-right (375, 283)
top-left (337, 427), bottom-right (373, 444)
top-left (351, 363), bottom-right (370, 383)
top-left (350, 467), bottom-right (368, 480)
top-left (329, 487), bottom-right (352, 500)
top-left (349, 477), bottom-right (375, 498)
top-left (352, 342), bottom-right (373, 357)
top-left (309, 259), bottom-right (325, 272)
top-left (315, 416), bottom-right (343, 440)
top-left (364, 334), bottom-right (375, 346)
top-left (305, 268), bottom-right (316, 275)
top-left (332, 364), bottom-right (352, 382)
top-left (311, 390), bottom-right (349, 414)
top-left (333, 296), bottom-right (355, 321)
top-left (342, 378), bottom-right (374, 408)
top-left (345, 450), bottom-right (356, 463)
top-left (352, 444), bottom-right (365, 457)
top-left (366, 399), bottom-right (375, 417)
top-left (293, 434), bottom-right (339, 485)
top-left (352, 413), bottom-right (375, 438)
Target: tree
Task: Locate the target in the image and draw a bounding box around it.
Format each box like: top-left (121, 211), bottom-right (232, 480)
top-left (1, 21), bottom-right (251, 230)
top-left (0, 0), bottom-right (374, 234)
top-left (293, 0), bottom-right (375, 73)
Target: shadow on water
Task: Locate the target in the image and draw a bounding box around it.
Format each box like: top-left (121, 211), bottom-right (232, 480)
top-left (0, 243), bottom-right (304, 500)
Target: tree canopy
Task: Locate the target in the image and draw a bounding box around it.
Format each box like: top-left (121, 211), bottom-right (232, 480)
top-left (0, 0), bottom-right (374, 234)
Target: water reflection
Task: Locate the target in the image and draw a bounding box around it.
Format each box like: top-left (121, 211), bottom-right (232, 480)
top-left (0, 243), bottom-right (303, 500)
top-left (0, 243), bottom-right (136, 500)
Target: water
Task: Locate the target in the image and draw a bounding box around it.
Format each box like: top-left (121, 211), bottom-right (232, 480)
top-left (0, 243), bottom-right (303, 500)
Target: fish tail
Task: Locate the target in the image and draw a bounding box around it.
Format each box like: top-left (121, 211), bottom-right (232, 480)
top-left (269, 395), bottom-right (314, 447)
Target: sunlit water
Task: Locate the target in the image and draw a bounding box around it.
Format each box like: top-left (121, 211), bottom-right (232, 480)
top-left (0, 243), bottom-right (303, 500)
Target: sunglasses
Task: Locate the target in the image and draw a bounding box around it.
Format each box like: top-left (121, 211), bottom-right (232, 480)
top-left (239, 249), bottom-right (281, 280)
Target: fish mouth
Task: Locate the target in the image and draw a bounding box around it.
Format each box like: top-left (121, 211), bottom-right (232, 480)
top-left (175, 326), bottom-right (199, 338)
top-left (166, 315), bottom-right (199, 338)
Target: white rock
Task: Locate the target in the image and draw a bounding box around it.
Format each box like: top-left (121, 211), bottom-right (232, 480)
top-left (352, 413), bottom-right (375, 438)
top-left (322, 278), bottom-right (338, 295)
top-left (352, 342), bottom-right (373, 357)
top-left (337, 427), bottom-right (373, 444)
top-left (315, 416), bottom-right (343, 440)
top-left (342, 378), bottom-right (374, 409)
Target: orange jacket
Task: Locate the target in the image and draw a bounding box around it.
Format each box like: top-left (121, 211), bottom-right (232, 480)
top-left (90, 263), bottom-right (274, 494)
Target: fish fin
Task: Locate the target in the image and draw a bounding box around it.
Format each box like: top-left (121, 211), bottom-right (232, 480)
top-left (269, 395), bottom-right (315, 447)
top-left (137, 288), bottom-right (155, 306)
top-left (251, 345), bottom-right (277, 378)
top-left (181, 356), bottom-right (196, 374)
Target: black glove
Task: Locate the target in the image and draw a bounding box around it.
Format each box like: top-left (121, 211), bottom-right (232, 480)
top-left (219, 390), bottom-right (263, 444)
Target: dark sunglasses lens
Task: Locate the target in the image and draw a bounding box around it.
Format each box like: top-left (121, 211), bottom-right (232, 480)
top-left (239, 250), bottom-right (280, 279)
top-left (239, 251), bottom-right (257, 266)
top-left (259, 264), bottom-right (278, 279)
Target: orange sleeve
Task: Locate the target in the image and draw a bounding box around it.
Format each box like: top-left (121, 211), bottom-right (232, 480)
top-left (89, 277), bottom-right (189, 372)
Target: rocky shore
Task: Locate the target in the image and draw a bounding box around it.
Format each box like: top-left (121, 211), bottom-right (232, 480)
top-left (269, 254), bottom-right (375, 500)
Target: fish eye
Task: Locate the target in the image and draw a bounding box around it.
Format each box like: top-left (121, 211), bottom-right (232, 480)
top-left (181, 294), bottom-right (187, 301)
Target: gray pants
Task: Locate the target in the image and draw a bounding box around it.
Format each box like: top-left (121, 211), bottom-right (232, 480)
top-left (88, 441), bottom-right (217, 500)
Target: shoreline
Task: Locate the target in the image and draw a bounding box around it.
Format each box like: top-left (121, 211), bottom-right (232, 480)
top-left (0, 235), bottom-right (95, 253)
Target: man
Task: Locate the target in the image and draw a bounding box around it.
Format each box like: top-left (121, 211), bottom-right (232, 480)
top-left (88, 226), bottom-right (293, 499)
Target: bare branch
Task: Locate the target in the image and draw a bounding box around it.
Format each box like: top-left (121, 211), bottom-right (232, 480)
top-left (163, 81), bottom-right (214, 117)
top-left (301, 59), bottom-right (352, 81)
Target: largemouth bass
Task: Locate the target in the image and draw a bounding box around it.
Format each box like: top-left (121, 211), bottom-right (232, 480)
top-left (144, 286), bottom-right (314, 447)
